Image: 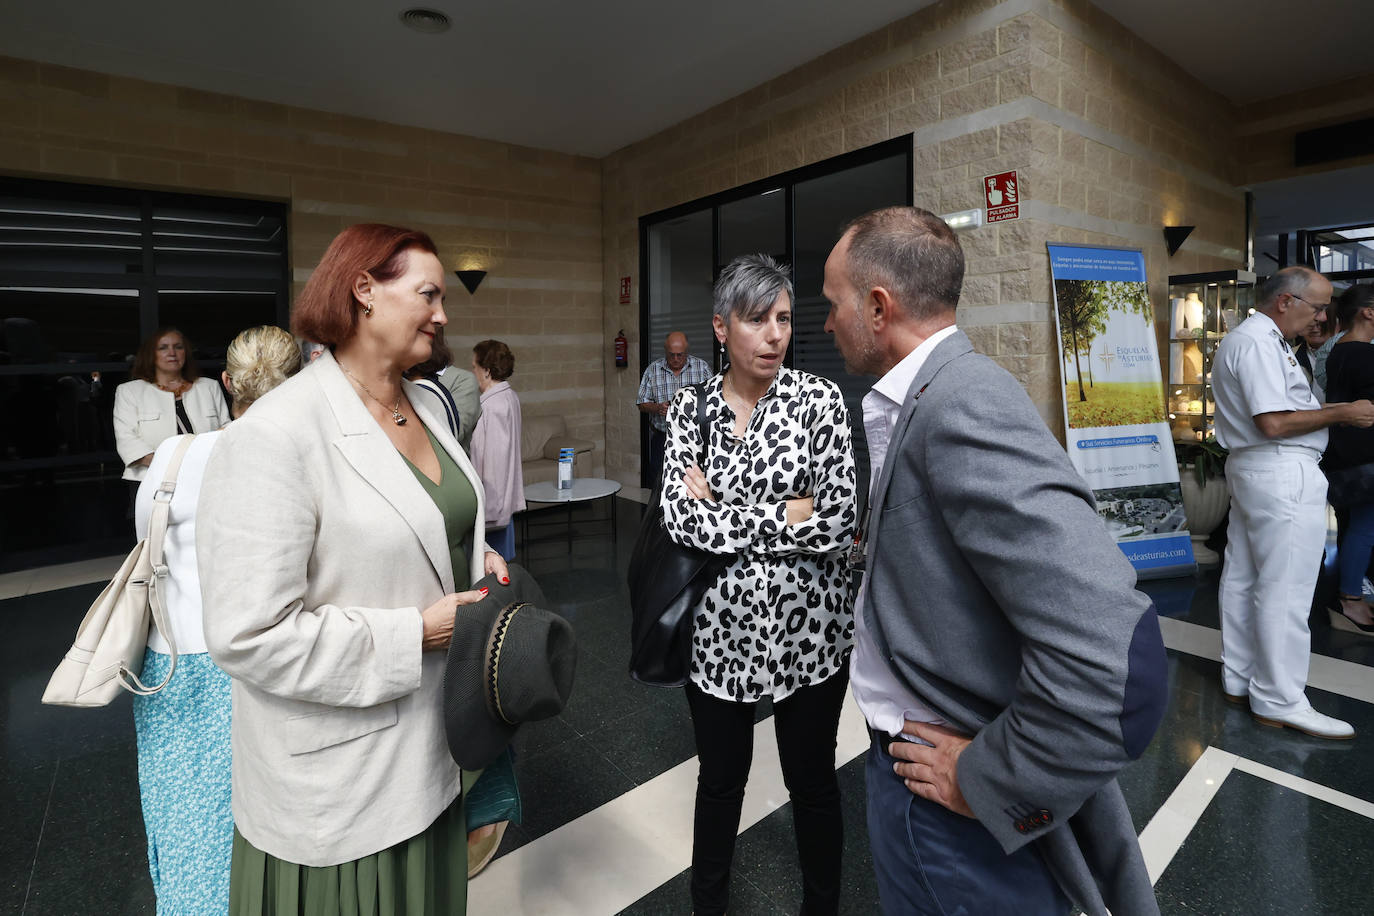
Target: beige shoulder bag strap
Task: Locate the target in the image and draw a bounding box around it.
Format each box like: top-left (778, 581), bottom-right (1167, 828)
top-left (117, 434), bottom-right (195, 696)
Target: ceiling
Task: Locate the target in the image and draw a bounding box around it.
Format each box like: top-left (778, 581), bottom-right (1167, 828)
top-left (1089, 0), bottom-right (1370, 105)
top-left (0, 1), bottom-right (1364, 158)
top-left (0, 0), bottom-right (933, 158)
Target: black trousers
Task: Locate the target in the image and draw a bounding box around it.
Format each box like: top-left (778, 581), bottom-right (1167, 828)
top-left (684, 660), bottom-right (849, 916)
top-left (648, 428), bottom-right (667, 487)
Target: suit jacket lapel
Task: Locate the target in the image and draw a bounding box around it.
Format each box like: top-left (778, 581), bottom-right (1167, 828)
top-left (317, 352), bottom-right (453, 593)
top-left (865, 330), bottom-right (974, 568)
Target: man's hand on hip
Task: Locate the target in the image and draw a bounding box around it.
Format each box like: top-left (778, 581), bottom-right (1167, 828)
top-left (890, 721), bottom-right (975, 818)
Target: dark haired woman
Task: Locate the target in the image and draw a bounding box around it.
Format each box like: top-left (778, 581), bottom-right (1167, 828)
top-left (1322, 283), bottom-right (1374, 636)
top-left (113, 327), bottom-right (230, 487)
top-left (198, 223), bottom-right (508, 914)
top-left (406, 330), bottom-right (465, 440)
top-left (470, 339), bottom-right (525, 561)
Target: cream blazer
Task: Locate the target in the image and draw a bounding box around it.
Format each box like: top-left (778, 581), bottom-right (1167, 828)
top-left (197, 351), bottom-right (488, 867)
top-left (113, 377), bottom-right (231, 480)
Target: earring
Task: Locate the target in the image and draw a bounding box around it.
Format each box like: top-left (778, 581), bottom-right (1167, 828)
top-left (363, 298), bottom-right (374, 318)
top-left (719, 340), bottom-right (726, 357)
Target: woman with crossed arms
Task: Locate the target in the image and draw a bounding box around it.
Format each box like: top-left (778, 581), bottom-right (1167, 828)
top-left (662, 254), bottom-right (858, 916)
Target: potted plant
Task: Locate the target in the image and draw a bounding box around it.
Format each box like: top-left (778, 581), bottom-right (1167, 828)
top-left (1175, 436), bottom-right (1229, 566)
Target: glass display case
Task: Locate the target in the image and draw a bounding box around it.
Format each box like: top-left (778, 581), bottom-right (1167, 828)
top-left (1166, 270), bottom-right (1256, 443)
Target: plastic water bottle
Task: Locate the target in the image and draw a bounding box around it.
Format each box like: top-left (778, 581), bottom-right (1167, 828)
top-left (558, 447), bottom-right (574, 490)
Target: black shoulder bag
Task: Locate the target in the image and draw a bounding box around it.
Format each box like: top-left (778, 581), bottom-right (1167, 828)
top-left (627, 384), bottom-right (733, 687)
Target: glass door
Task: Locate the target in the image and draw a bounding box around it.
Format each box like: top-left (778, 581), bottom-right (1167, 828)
top-left (793, 153), bottom-right (913, 485)
top-left (0, 177), bottom-right (288, 571)
top-left (639, 137), bottom-right (913, 487)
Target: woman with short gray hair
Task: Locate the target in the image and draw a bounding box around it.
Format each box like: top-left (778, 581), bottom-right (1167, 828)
top-left (662, 253), bottom-right (858, 915)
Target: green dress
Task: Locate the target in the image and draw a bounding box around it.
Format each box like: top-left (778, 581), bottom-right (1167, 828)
top-left (229, 428), bottom-right (480, 916)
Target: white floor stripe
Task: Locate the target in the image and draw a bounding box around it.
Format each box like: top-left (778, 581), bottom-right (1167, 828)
top-left (1232, 757), bottom-right (1374, 819)
top-left (469, 697), bottom-right (869, 915)
top-left (1137, 746), bottom-right (1237, 884)
top-left (0, 555), bottom-right (124, 599)
top-left (1157, 616), bottom-right (1374, 705)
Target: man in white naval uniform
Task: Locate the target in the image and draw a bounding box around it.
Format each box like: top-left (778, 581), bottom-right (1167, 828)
top-left (1212, 265), bottom-right (1374, 739)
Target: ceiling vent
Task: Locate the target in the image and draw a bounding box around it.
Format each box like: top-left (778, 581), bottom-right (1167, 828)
top-left (398, 8), bottom-right (451, 34)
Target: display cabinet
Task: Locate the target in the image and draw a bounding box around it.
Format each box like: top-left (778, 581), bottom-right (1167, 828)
top-left (1166, 270), bottom-right (1256, 443)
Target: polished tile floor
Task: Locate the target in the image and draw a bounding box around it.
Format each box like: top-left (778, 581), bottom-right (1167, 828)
top-left (3, 500), bottom-right (1373, 914)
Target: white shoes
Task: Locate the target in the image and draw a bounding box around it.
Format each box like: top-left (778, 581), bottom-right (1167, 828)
top-left (1252, 705), bottom-right (1356, 740)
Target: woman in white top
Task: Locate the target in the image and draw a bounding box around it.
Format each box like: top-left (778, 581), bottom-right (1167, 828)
top-left (131, 325), bottom-right (302, 916)
top-left (114, 327), bottom-right (232, 485)
top-left (469, 339), bottom-right (526, 560)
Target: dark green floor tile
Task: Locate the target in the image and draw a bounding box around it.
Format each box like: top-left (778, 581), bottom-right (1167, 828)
top-left (1153, 771), bottom-right (1374, 915)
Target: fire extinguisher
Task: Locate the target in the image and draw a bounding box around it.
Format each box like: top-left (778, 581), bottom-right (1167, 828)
top-left (614, 329), bottom-right (628, 368)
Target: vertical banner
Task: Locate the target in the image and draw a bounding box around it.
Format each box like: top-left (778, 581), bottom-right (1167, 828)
top-left (1047, 243), bottom-right (1195, 578)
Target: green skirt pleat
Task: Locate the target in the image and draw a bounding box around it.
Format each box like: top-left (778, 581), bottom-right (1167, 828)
top-left (229, 775), bottom-right (476, 916)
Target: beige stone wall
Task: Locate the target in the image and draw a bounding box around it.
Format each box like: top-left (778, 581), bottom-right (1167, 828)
top-left (1236, 74), bottom-right (1374, 184)
top-left (0, 56), bottom-right (606, 470)
top-left (602, 0), bottom-right (1248, 487)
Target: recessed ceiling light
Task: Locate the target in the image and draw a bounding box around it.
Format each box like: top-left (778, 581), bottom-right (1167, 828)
top-left (399, 8), bottom-right (451, 34)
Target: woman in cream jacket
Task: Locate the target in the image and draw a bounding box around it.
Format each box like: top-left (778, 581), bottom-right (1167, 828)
top-left (198, 224), bottom-right (507, 915)
top-left (113, 328), bottom-right (231, 482)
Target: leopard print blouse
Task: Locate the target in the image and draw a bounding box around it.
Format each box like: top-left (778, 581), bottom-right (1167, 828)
top-left (663, 367), bottom-right (858, 702)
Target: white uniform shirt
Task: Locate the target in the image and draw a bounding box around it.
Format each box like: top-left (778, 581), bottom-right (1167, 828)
top-left (1212, 311), bottom-right (1326, 453)
top-left (851, 325), bottom-right (959, 738)
top-left (134, 431), bottom-right (222, 654)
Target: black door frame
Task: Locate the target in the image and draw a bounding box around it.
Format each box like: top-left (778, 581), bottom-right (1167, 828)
top-left (635, 135), bottom-right (914, 488)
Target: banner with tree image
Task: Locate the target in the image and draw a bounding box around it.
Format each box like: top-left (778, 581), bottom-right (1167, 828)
top-left (1048, 243), bottom-right (1195, 578)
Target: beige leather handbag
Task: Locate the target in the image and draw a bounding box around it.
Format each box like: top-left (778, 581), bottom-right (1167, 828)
top-left (42, 435), bottom-right (194, 707)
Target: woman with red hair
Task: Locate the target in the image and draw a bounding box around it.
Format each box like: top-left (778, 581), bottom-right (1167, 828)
top-left (198, 224), bottom-right (508, 914)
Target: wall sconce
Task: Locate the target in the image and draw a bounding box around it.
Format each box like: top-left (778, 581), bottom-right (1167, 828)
top-left (1163, 226), bottom-right (1195, 257)
top-left (454, 269), bottom-right (487, 294)
top-left (940, 208), bottom-right (985, 231)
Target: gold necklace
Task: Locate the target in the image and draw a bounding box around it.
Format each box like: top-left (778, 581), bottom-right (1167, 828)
top-left (338, 361), bottom-right (407, 426)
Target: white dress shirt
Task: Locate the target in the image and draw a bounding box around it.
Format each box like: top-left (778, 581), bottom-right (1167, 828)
top-left (850, 324), bottom-right (959, 739)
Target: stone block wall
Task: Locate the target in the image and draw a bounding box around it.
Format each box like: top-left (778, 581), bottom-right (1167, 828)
top-left (0, 56), bottom-right (606, 470)
top-left (602, 0), bottom-right (1249, 487)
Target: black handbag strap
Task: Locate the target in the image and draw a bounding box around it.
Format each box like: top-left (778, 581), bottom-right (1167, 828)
top-left (693, 382), bottom-right (710, 468)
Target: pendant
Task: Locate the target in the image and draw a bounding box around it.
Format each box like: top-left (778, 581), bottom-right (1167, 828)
top-left (392, 410), bottom-right (407, 426)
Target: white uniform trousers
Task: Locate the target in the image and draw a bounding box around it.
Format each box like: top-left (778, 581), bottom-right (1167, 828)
top-left (1218, 445), bottom-right (1326, 717)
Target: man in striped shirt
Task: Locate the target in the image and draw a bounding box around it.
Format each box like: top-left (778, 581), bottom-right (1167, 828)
top-left (637, 331), bottom-right (712, 485)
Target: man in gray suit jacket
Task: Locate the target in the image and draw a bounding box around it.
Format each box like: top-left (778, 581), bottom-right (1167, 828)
top-left (822, 207), bottom-right (1168, 915)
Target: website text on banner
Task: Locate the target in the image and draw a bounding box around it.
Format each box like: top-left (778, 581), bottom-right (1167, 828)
top-left (1047, 243), bottom-right (1195, 578)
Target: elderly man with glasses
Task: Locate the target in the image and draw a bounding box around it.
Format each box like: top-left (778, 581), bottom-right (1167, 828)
top-left (1211, 266), bottom-right (1374, 739)
top-left (637, 331), bottom-right (712, 485)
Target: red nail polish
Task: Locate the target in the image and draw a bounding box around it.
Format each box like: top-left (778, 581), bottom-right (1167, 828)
top-left (480, 587), bottom-right (489, 595)
top-left (501, 577), bottom-right (510, 585)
